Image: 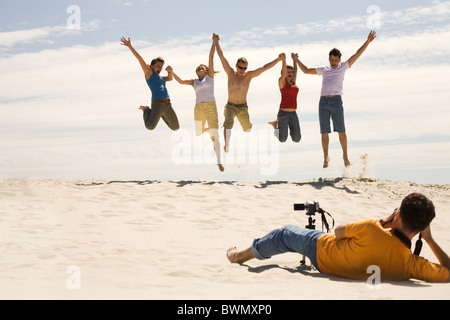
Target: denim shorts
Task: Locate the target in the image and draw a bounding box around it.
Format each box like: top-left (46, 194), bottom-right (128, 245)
top-left (251, 225), bottom-right (325, 271)
top-left (319, 95), bottom-right (345, 134)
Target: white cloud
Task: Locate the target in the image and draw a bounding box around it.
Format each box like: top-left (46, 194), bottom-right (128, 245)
top-left (202, 1), bottom-right (450, 46)
top-left (382, 1), bottom-right (450, 25)
top-left (0, 20), bottom-right (102, 49)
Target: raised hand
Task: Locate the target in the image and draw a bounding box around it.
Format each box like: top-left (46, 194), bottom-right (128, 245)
top-left (367, 30), bottom-right (377, 43)
top-left (120, 37), bottom-right (132, 48)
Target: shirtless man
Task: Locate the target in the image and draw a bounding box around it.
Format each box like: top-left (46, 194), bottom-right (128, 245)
top-left (214, 34), bottom-right (284, 152)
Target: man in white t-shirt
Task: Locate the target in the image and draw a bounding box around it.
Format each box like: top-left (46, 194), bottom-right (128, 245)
top-left (294, 31), bottom-right (376, 168)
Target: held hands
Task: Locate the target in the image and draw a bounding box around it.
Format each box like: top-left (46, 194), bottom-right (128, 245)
top-left (165, 65), bottom-right (173, 73)
top-left (279, 53), bottom-right (286, 60)
top-left (291, 53), bottom-right (299, 60)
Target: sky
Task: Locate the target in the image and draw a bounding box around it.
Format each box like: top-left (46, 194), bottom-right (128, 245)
top-left (1, 0), bottom-right (450, 184)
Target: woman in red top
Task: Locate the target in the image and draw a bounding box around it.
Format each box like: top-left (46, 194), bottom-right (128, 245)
top-left (268, 53), bottom-right (301, 143)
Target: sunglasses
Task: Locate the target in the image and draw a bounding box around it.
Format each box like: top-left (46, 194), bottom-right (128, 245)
top-left (237, 65), bottom-right (247, 70)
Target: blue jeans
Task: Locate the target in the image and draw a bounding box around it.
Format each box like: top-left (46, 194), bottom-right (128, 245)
top-left (251, 225), bottom-right (325, 271)
top-left (318, 95), bottom-right (345, 134)
top-left (276, 110), bottom-right (301, 143)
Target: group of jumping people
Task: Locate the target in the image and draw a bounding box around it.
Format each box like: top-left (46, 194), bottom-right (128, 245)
top-left (120, 31), bottom-right (377, 172)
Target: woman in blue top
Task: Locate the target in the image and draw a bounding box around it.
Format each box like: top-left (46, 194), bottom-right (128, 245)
top-left (120, 37), bottom-right (180, 131)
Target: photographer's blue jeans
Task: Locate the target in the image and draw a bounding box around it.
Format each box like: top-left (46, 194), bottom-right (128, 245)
top-left (251, 225), bottom-right (325, 271)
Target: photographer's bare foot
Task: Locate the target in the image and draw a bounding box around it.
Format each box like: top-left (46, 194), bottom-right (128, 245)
top-left (226, 246), bottom-right (254, 264)
top-left (227, 247), bottom-right (238, 263)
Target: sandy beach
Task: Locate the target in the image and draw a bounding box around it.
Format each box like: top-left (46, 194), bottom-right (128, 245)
top-left (0, 177), bottom-right (449, 300)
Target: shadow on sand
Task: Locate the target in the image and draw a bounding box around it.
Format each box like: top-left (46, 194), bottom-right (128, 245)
top-left (76, 177), bottom-right (362, 194)
top-left (242, 263), bottom-right (432, 288)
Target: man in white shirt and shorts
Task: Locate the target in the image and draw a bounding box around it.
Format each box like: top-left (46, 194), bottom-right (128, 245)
top-left (294, 31), bottom-right (376, 168)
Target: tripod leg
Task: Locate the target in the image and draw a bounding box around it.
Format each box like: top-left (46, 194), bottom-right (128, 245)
top-left (300, 255), bottom-right (306, 265)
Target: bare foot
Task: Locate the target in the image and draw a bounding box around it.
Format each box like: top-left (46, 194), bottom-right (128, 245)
top-left (226, 246), bottom-right (254, 264)
top-left (323, 156), bottom-right (330, 168)
top-left (343, 156), bottom-right (351, 167)
top-left (218, 164), bottom-right (224, 172)
top-left (224, 145), bottom-right (229, 153)
top-left (226, 247), bottom-right (238, 263)
top-left (139, 106), bottom-right (149, 111)
top-left (268, 121), bottom-right (278, 129)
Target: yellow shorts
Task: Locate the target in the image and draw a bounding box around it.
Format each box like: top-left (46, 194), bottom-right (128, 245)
top-left (194, 101), bottom-right (219, 138)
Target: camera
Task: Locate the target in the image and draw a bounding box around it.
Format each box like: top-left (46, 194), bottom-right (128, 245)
top-left (293, 201), bottom-right (321, 231)
top-left (294, 201), bottom-right (320, 216)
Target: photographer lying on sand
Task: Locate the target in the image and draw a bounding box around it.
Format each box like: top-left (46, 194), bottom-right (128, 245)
top-left (227, 192), bottom-right (449, 282)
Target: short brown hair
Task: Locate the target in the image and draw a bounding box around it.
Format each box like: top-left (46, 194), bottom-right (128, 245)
top-left (150, 57), bottom-right (165, 66)
top-left (400, 193), bottom-right (435, 233)
top-left (329, 48), bottom-right (342, 59)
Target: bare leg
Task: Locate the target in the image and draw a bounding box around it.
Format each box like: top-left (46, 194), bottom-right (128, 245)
top-left (321, 133), bottom-right (330, 168)
top-left (212, 137), bottom-right (224, 172)
top-left (339, 132), bottom-right (350, 167)
top-left (226, 247), bottom-right (254, 264)
top-left (223, 128), bottom-right (231, 152)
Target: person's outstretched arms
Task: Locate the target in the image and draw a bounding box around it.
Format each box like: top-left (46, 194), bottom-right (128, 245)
top-left (248, 53), bottom-right (284, 79)
top-left (164, 66), bottom-right (173, 82)
top-left (291, 53), bottom-right (298, 84)
top-left (294, 54), bottom-right (318, 75)
top-left (208, 34), bottom-right (218, 79)
top-left (120, 37), bottom-right (152, 79)
top-left (168, 66), bottom-right (194, 86)
top-left (348, 30), bottom-right (377, 67)
top-left (214, 34), bottom-right (234, 77)
top-left (278, 53), bottom-right (287, 89)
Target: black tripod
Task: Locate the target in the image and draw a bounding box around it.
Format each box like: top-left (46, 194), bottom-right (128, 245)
top-left (300, 214), bottom-right (316, 266)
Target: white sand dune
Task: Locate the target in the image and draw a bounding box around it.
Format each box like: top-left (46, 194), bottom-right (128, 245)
top-left (0, 177), bottom-right (449, 300)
